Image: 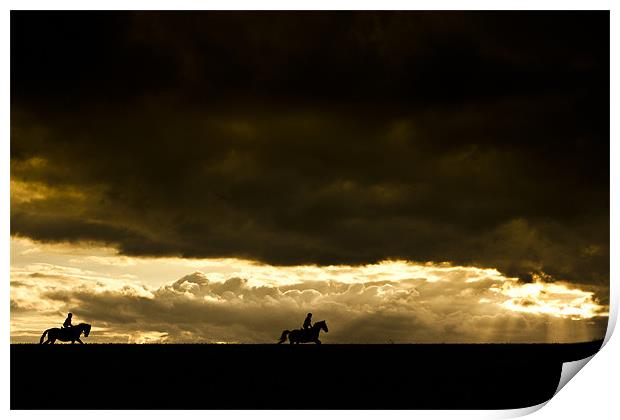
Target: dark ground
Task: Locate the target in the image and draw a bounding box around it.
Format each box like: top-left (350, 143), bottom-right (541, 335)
top-left (11, 341), bottom-right (602, 409)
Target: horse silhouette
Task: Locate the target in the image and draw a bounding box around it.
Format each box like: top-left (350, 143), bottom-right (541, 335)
top-left (278, 320), bottom-right (328, 344)
top-left (39, 323), bottom-right (91, 344)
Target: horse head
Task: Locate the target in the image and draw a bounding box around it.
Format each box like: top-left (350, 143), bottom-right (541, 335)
top-left (80, 323), bottom-right (91, 337)
top-left (316, 320), bottom-right (328, 333)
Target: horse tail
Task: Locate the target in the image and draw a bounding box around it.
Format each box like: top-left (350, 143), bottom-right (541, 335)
top-left (278, 330), bottom-right (290, 344)
top-left (39, 329), bottom-right (50, 344)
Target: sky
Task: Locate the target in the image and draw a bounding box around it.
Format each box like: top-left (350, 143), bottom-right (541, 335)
top-left (10, 11), bottom-right (609, 343)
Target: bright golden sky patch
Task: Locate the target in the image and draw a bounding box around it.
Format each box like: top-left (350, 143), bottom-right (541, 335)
top-left (10, 179), bottom-right (50, 203)
top-left (10, 237), bottom-right (608, 343)
top-left (499, 280), bottom-right (607, 319)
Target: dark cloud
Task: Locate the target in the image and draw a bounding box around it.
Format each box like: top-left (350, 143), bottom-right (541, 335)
top-left (10, 12), bottom-right (609, 287)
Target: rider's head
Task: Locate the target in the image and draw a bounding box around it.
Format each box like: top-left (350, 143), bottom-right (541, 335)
top-left (307, 313), bottom-right (312, 318)
top-left (67, 313), bottom-right (73, 317)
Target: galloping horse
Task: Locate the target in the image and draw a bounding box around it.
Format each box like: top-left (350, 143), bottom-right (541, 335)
top-left (278, 320), bottom-right (328, 344)
top-left (39, 323), bottom-right (92, 344)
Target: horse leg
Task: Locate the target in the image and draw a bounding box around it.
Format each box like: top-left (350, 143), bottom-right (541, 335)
top-left (315, 339), bottom-right (321, 345)
top-left (77, 338), bottom-right (84, 344)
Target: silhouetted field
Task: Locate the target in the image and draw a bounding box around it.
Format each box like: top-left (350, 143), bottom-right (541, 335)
top-left (11, 341), bottom-right (602, 409)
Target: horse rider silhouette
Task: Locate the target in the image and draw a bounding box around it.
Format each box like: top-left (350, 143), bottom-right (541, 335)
top-left (62, 312), bottom-right (73, 329)
top-left (278, 319), bottom-right (328, 344)
top-left (40, 322), bottom-right (91, 344)
top-left (303, 313), bottom-right (312, 331)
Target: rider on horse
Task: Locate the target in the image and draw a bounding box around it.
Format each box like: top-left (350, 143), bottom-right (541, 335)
top-left (303, 313), bottom-right (312, 331)
top-left (62, 313), bottom-right (73, 329)
top-left (278, 316), bottom-right (328, 344)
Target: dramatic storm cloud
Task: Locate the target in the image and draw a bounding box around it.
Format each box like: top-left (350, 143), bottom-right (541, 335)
top-left (11, 12), bottom-right (608, 289)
